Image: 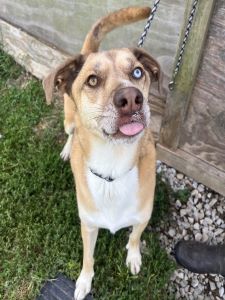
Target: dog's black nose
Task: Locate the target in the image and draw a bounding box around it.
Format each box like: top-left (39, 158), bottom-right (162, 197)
top-left (113, 87), bottom-right (143, 114)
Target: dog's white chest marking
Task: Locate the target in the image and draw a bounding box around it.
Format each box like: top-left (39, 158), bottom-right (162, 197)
top-left (79, 140), bottom-right (142, 233)
top-left (86, 167), bottom-right (140, 233)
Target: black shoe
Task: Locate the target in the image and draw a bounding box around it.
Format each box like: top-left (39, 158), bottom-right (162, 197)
top-left (174, 240), bottom-right (225, 276)
top-left (36, 274), bottom-right (93, 300)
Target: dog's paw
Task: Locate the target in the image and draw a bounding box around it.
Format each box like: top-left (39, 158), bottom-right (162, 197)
top-left (74, 273), bottom-right (92, 300)
top-left (126, 248), bottom-right (142, 275)
top-left (60, 147), bottom-right (70, 161)
top-left (60, 134), bottom-right (73, 161)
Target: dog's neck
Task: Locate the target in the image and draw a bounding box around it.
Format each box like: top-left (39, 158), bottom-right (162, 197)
top-left (76, 125), bottom-right (140, 180)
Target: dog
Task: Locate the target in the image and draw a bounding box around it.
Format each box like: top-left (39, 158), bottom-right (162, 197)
top-left (43, 6), bottom-right (161, 300)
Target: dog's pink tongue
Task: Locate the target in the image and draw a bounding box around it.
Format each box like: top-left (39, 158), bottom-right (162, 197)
top-left (119, 122), bottom-right (144, 136)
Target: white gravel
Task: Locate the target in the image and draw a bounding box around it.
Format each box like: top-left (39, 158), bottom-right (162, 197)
top-left (155, 161), bottom-right (225, 299)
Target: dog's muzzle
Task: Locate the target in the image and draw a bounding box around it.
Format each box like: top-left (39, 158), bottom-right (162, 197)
top-left (113, 87), bottom-right (145, 136)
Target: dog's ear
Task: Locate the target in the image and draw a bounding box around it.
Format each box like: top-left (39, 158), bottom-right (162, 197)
top-left (43, 54), bottom-right (86, 104)
top-left (131, 48), bottom-right (163, 94)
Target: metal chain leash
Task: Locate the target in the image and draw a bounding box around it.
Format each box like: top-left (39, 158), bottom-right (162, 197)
top-left (138, 0), bottom-right (160, 47)
top-left (169, 0), bottom-right (199, 90)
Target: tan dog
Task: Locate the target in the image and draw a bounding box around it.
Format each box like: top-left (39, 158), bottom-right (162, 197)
top-left (43, 6), bottom-right (161, 300)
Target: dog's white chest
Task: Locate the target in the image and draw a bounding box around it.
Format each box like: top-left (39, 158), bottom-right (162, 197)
top-left (79, 141), bottom-right (141, 233)
top-left (86, 167), bottom-right (140, 233)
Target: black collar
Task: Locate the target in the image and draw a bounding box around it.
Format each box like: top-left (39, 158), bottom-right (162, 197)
top-left (90, 168), bottom-right (115, 182)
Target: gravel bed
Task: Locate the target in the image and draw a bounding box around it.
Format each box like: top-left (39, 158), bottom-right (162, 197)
top-left (154, 161), bottom-right (225, 300)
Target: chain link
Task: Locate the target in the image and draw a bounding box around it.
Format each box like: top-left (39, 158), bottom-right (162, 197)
top-left (137, 0), bottom-right (199, 91)
top-left (169, 0), bottom-right (199, 90)
top-left (138, 0), bottom-right (160, 48)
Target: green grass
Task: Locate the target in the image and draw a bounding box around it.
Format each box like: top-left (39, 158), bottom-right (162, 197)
top-left (0, 49), bottom-right (175, 300)
top-left (173, 188), bottom-right (191, 205)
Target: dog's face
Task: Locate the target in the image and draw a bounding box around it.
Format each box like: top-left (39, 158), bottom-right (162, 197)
top-left (51, 48), bottom-right (161, 143)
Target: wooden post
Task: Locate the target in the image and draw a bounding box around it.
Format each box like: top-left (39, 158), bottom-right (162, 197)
top-left (159, 0), bottom-right (216, 150)
top-left (0, 19), bottom-right (70, 79)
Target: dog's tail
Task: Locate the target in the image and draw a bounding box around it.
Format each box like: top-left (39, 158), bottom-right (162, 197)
top-left (81, 7), bottom-right (151, 55)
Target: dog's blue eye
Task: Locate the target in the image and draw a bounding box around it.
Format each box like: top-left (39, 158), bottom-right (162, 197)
top-left (132, 67), bottom-right (143, 79)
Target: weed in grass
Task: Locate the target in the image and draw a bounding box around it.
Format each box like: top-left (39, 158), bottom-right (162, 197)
top-left (0, 49), bottom-right (175, 300)
top-left (173, 188), bottom-right (191, 205)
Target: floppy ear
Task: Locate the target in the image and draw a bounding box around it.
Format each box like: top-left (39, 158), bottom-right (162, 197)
top-left (42, 54), bottom-right (86, 104)
top-left (131, 48), bottom-right (163, 94)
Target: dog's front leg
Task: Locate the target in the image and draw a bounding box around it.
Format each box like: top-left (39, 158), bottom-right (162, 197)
top-left (126, 221), bottom-right (148, 275)
top-left (75, 222), bottom-right (98, 300)
top-left (60, 94), bottom-right (76, 161)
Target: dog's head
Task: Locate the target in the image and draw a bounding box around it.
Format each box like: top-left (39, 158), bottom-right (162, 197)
top-left (43, 7), bottom-right (162, 143)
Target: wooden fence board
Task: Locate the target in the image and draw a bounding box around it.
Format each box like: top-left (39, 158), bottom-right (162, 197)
top-left (157, 145), bottom-right (225, 196)
top-left (179, 0), bottom-right (225, 172)
top-left (0, 19), bottom-right (70, 79)
top-left (159, 0), bottom-right (216, 149)
top-left (0, 0), bottom-right (186, 78)
top-left (211, 0), bottom-right (225, 28)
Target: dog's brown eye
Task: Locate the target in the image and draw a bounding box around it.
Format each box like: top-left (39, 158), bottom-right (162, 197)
top-left (87, 75), bottom-right (98, 87)
top-left (132, 67), bottom-right (143, 80)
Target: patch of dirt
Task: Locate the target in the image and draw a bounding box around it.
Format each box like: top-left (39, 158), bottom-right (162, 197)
top-left (6, 72), bottom-right (33, 89)
top-left (3, 279), bottom-right (32, 300)
top-left (33, 94), bottom-right (65, 145)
